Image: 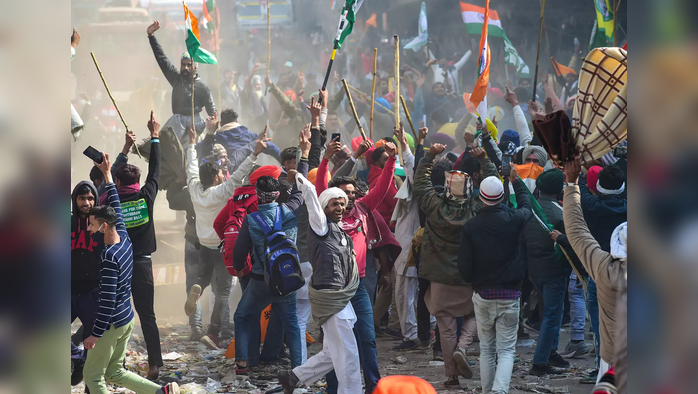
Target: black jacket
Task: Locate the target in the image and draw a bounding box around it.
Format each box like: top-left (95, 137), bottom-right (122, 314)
top-left (579, 173), bottom-right (627, 252)
top-left (521, 194), bottom-right (572, 278)
top-left (71, 181), bottom-right (103, 295)
top-left (117, 140), bottom-right (160, 257)
top-left (458, 180), bottom-right (533, 291)
top-left (149, 36), bottom-right (216, 117)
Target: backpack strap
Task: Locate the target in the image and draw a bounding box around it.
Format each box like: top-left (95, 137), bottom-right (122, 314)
top-left (273, 206), bottom-right (283, 232)
top-left (249, 211), bottom-right (274, 235)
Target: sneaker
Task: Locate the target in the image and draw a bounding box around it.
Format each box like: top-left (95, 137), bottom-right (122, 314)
top-left (374, 327), bottom-right (386, 337)
top-left (560, 340), bottom-right (590, 358)
top-left (579, 369), bottom-right (598, 384)
top-left (529, 363), bottom-right (564, 376)
top-left (452, 347), bottom-right (473, 379)
top-left (523, 318), bottom-right (540, 333)
top-left (235, 364), bottom-right (249, 376)
top-left (443, 376), bottom-right (460, 387)
top-left (383, 328), bottom-right (403, 340)
top-left (433, 349), bottom-right (443, 361)
top-left (184, 285), bottom-right (201, 317)
top-left (159, 382), bottom-right (180, 394)
top-left (189, 327), bottom-right (204, 342)
top-left (419, 338), bottom-right (432, 349)
top-left (393, 340), bottom-right (419, 350)
top-left (277, 369), bottom-right (299, 394)
top-left (147, 365), bottom-right (160, 381)
top-left (200, 333), bottom-right (220, 350)
top-left (71, 361), bottom-right (84, 386)
top-left (548, 351), bottom-right (570, 369)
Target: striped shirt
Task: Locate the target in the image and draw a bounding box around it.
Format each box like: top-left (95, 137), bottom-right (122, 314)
top-left (92, 183), bottom-right (135, 338)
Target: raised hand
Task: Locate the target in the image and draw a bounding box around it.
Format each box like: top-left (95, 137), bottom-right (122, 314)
top-left (528, 100), bottom-right (545, 121)
top-left (147, 20), bottom-right (160, 36)
top-left (324, 135), bottom-right (342, 160)
top-left (147, 110), bottom-right (160, 138)
top-left (384, 142), bottom-right (397, 158)
top-left (96, 152), bottom-right (111, 175)
top-left (265, 75), bottom-right (273, 89)
top-left (564, 158), bottom-right (581, 184)
top-left (544, 97), bottom-right (554, 114)
top-left (188, 126), bottom-right (196, 145)
top-left (508, 163), bottom-right (519, 183)
top-left (333, 71), bottom-right (340, 85)
top-left (306, 97), bottom-right (322, 127)
top-left (416, 72), bottom-right (427, 88)
top-left (319, 88), bottom-right (329, 108)
top-left (470, 147), bottom-right (486, 160)
top-left (504, 84), bottom-right (519, 107)
top-left (353, 139), bottom-right (374, 159)
top-left (429, 143), bottom-right (446, 156)
top-left (71, 28), bottom-right (81, 48)
top-left (299, 124), bottom-right (311, 156)
top-left (255, 125), bottom-right (271, 156)
top-left (418, 127), bottom-right (428, 143)
top-left (205, 111), bottom-right (218, 133)
top-left (123, 130), bottom-right (136, 155)
top-left (287, 169), bottom-right (298, 183)
top-left (393, 122), bottom-right (408, 151)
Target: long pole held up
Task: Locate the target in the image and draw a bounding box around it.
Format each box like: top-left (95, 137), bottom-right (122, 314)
top-left (266, 4), bottom-right (271, 95)
top-left (90, 51), bottom-right (141, 158)
top-left (393, 35), bottom-right (402, 166)
top-left (346, 84), bottom-right (393, 115)
top-left (370, 47), bottom-right (377, 141)
top-left (531, 0), bottom-right (546, 102)
top-left (399, 95), bottom-right (416, 139)
top-left (341, 79), bottom-right (367, 141)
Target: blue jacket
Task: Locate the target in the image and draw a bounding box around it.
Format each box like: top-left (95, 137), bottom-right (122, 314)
top-left (196, 123), bottom-right (281, 163)
top-left (579, 174), bottom-right (627, 252)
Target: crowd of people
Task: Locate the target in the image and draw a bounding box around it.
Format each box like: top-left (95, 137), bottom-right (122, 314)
top-left (70, 13), bottom-right (627, 394)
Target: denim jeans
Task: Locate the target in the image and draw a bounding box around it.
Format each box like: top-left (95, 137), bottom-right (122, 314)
top-left (472, 293), bottom-right (519, 394)
top-left (326, 279), bottom-right (380, 394)
top-left (587, 278), bottom-right (601, 367)
top-left (184, 239), bottom-right (202, 330)
top-left (197, 246), bottom-right (233, 336)
top-left (363, 250), bottom-right (377, 305)
top-left (530, 275), bottom-right (567, 364)
top-left (568, 273), bottom-right (587, 341)
top-left (233, 278), bottom-right (302, 368)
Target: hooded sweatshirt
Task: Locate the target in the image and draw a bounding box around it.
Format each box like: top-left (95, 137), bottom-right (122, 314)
top-left (71, 181), bottom-right (103, 295)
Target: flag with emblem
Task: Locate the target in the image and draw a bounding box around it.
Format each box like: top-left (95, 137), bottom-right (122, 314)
top-left (460, 1), bottom-right (504, 38)
top-left (469, 0), bottom-right (491, 123)
top-left (184, 1), bottom-right (217, 64)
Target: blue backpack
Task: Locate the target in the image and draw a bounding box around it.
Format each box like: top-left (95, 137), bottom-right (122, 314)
top-left (249, 207), bottom-right (305, 296)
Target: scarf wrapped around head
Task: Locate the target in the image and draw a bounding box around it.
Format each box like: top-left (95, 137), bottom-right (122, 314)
top-left (444, 170), bottom-right (472, 202)
top-left (536, 169), bottom-right (564, 195)
top-left (523, 145), bottom-right (552, 169)
top-left (586, 166), bottom-right (603, 194)
top-left (213, 143), bottom-right (227, 159)
top-left (610, 222), bottom-right (627, 262)
top-left (256, 188), bottom-right (280, 204)
top-left (319, 187), bottom-right (347, 210)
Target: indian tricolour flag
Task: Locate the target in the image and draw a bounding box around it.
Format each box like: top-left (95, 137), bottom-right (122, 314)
top-left (184, 1), bottom-right (217, 64)
top-left (469, 0), bottom-right (491, 123)
top-left (460, 2), bottom-right (504, 38)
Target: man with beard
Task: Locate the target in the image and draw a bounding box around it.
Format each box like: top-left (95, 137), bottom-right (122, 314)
top-left (147, 20), bottom-right (216, 142)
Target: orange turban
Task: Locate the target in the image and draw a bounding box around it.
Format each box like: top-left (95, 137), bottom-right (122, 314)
top-left (249, 165), bottom-right (282, 185)
top-left (307, 168), bottom-right (331, 185)
top-left (374, 376), bottom-right (437, 394)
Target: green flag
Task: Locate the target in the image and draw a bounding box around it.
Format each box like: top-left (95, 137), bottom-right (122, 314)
top-left (404, 2), bottom-right (428, 52)
top-left (503, 35), bottom-right (530, 78)
top-left (589, 0), bottom-right (614, 50)
top-left (334, 0), bottom-right (363, 50)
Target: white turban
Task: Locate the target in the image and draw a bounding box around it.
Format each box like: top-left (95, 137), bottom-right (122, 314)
top-left (610, 222), bottom-right (627, 262)
top-left (319, 187), bottom-right (347, 210)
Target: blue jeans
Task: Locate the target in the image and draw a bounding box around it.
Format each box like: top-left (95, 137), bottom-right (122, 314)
top-left (568, 273), bottom-right (586, 341)
top-left (530, 275), bottom-right (567, 364)
top-left (233, 278), bottom-right (302, 368)
top-left (184, 240), bottom-right (202, 330)
top-left (587, 278), bottom-right (601, 367)
top-left (326, 279), bottom-right (380, 394)
top-left (363, 250), bottom-right (377, 305)
top-left (236, 275), bottom-right (284, 366)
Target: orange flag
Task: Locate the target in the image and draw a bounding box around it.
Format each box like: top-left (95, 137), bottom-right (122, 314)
top-left (550, 57), bottom-right (576, 77)
top-left (469, 0), bottom-right (491, 122)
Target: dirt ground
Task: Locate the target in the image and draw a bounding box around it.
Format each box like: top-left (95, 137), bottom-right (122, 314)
top-left (72, 205), bottom-right (597, 394)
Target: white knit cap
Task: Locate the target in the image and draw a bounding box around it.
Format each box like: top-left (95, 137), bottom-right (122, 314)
top-left (319, 187), bottom-right (347, 210)
top-left (479, 176), bottom-right (504, 206)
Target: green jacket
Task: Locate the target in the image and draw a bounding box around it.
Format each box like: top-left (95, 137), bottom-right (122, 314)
top-left (269, 84), bottom-right (307, 149)
top-left (413, 152), bottom-right (497, 285)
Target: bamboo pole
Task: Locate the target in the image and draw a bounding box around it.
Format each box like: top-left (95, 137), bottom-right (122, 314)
top-left (346, 84), bottom-right (393, 115)
top-left (341, 79), bottom-right (367, 141)
top-left (266, 4), bottom-right (271, 95)
top-left (90, 52), bottom-right (141, 158)
top-left (191, 67), bottom-right (195, 133)
top-left (393, 35), bottom-right (402, 166)
top-left (532, 0), bottom-right (546, 102)
top-left (613, 0), bottom-right (621, 47)
top-left (370, 47), bottom-right (377, 141)
top-left (399, 95), bottom-right (416, 139)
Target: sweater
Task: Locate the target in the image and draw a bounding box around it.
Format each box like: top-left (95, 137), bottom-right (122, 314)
top-left (458, 180), bottom-right (533, 291)
top-left (117, 139), bottom-right (160, 257)
top-left (563, 185), bottom-right (626, 364)
top-left (579, 173), bottom-right (627, 252)
top-left (186, 144), bottom-right (257, 247)
top-left (92, 183), bottom-right (135, 338)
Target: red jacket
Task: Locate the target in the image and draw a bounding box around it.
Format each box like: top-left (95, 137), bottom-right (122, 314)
top-left (368, 164), bottom-right (398, 231)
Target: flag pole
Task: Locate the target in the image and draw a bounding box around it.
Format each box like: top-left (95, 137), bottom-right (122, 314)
top-left (341, 79), bottom-right (367, 141)
top-left (266, 4), bottom-right (271, 95)
top-left (215, 20), bottom-right (221, 109)
top-left (399, 95), bottom-right (417, 139)
top-left (613, 0), bottom-right (620, 47)
top-left (90, 51), bottom-right (141, 158)
top-left (531, 0), bottom-right (546, 102)
top-left (321, 9), bottom-right (348, 97)
top-left (370, 47), bottom-right (377, 140)
top-left (393, 34), bottom-right (402, 167)
top-left (191, 68), bottom-right (196, 135)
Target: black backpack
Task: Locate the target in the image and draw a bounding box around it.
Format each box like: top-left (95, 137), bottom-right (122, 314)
top-left (249, 206), bottom-right (305, 296)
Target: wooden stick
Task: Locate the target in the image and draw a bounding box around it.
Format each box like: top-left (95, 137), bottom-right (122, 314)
top-left (399, 95), bottom-right (416, 139)
top-left (266, 4), bottom-right (271, 95)
top-left (90, 52), bottom-right (141, 158)
top-left (393, 35), bottom-right (402, 166)
top-left (341, 79), bottom-right (367, 141)
top-left (370, 47), bottom-right (377, 141)
top-left (346, 84), bottom-right (393, 115)
top-left (191, 66), bottom-right (195, 136)
top-left (613, 0), bottom-right (621, 47)
top-left (532, 0), bottom-right (546, 102)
